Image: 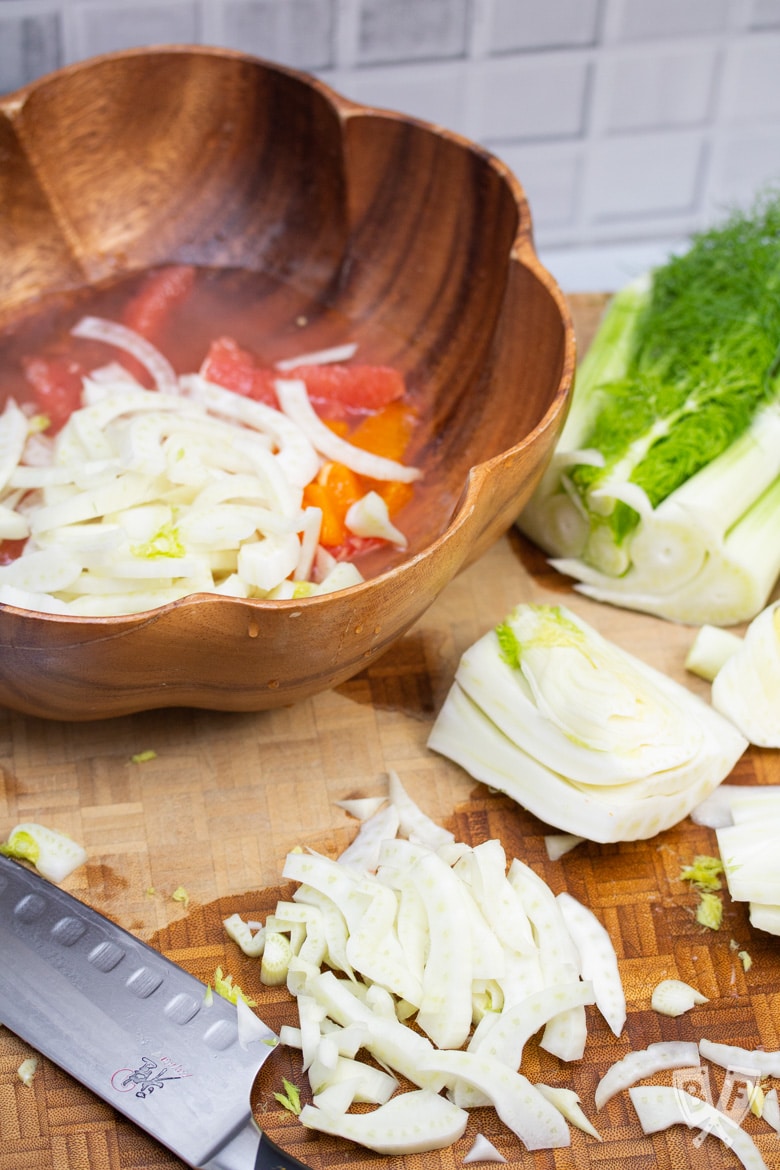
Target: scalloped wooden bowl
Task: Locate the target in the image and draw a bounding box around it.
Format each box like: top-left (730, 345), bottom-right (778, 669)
top-left (0, 46), bottom-right (574, 720)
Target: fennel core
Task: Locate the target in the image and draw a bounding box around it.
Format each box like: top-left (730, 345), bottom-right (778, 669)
top-left (519, 192), bottom-right (780, 626)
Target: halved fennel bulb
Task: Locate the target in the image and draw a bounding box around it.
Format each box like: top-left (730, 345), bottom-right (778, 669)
top-left (427, 603), bottom-right (747, 843)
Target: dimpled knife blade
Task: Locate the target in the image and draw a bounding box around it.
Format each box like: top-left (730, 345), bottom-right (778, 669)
top-left (0, 853), bottom-right (309, 1170)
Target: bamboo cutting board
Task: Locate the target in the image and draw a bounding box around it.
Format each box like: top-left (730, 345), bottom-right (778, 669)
top-left (1, 295), bottom-right (779, 1170)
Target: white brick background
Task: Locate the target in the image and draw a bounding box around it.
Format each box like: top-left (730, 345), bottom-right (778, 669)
top-left (1, 0), bottom-right (779, 290)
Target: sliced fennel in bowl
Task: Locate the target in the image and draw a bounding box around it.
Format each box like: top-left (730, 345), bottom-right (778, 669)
top-left (517, 193), bottom-right (780, 627)
top-left (427, 603), bottom-right (747, 843)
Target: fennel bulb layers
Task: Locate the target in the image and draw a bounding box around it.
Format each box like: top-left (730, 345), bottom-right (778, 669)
top-left (706, 784), bottom-right (780, 937)
top-left (686, 601), bottom-right (780, 748)
top-left (427, 604), bottom-right (747, 844)
top-left (517, 196), bottom-right (780, 627)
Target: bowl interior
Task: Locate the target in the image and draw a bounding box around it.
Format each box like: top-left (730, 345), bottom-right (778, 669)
top-left (0, 47), bottom-right (571, 578)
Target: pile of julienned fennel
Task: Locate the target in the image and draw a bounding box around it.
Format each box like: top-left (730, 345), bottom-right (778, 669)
top-left (518, 192), bottom-right (780, 627)
top-left (229, 773), bottom-right (626, 1158)
top-left (230, 777), bottom-right (777, 1167)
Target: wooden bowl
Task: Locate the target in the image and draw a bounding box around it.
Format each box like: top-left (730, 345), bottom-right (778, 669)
top-left (0, 46), bottom-right (574, 720)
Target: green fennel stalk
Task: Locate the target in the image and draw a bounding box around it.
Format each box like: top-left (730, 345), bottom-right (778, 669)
top-left (518, 190), bottom-right (780, 625)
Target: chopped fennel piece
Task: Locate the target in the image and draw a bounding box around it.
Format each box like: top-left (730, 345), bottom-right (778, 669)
top-left (171, 885), bottom-right (190, 908)
top-left (313, 1055), bottom-right (398, 1105)
top-left (629, 1085), bottom-right (768, 1170)
top-left (708, 601), bottom-right (780, 747)
top-left (534, 1084), bottom-right (602, 1140)
top-left (17, 1057), bottom-right (38, 1087)
top-left (685, 624), bottom-right (743, 681)
top-left (749, 903), bottom-right (780, 936)
top-left (468, 980), bottom-right (595, 1068)
top-left (274, 377), bottom-right (422, 483)
top-left (504, 858), bottom-right (584, 1061)
top-left (696, 891), bottom-right (723, 930)
top-left (291, 885), bottom-right (353, 979)
top-left (699, 1038), bottom-right (780, 1078)
top-left (236, 533), bottom-right (300, 592)
top-left (387, 770), bottom-right (454, 850)
top-left (690, 784), bottom-right (744, 829)
top-left (235, 996), bottom-right (276, 1050)
top-left (556, 892), bottom-right (626, 1036)
top-left (455, 840), bottom-right (535, 956)
top-left (428, 603), bottom-right (747, 843)
top-left (72, 315), bottom-right (178, 394)
top-left (345, 491), bottom-right (408, 549)
top-left (275, 342), bottom-right (358, 371)
top-left (680, 854), bottom-right (723, 891)
top-left (544, 833), bottom-right (583, 860)
top-left (335, 796), bottom-right (387, 821)
top-left (594, 1040), bottom-right (700, 1110)
top-left (309, 561), bottom-right (364, 595)
top-left (0, 398), bottom-right (30, 493)
top-left (260, 931), bottom-right (293, 987)
top-left (737, 948), bottom-right (752, 972)
top-left (299, 1089), bottom-right (468, 1155)
top-left (344, 882), bottom-right (424, 1007)
top-left (419, 1049), bottom-right (570, 1150)
top-left (0, 822), bottom-right (87, 882)
top-left (463, 1134), bottom-right (507, 1164)
top-left (337, 802), bottom-right (400, 872)
top-left (716, 821), bottom-right (780, 906)
top-left (130, 749), bottom-right (157, 764)
top-left (223, 912), bottom-right (265, 957)
top-left (650, 978), bottom-right (708, 1017)
top-left (762, 1087), bottom-right (780, 1134)
top-left (274, 1076), bottom-right (302, 1115)
top-left (406, 847), bottom-right (474, 1049)
top-left (212, 966), bottom-right (256, 1007)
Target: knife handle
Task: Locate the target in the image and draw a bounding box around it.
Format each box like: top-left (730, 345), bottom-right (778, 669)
top-left (256, 1131), bottom-right (314, 1170)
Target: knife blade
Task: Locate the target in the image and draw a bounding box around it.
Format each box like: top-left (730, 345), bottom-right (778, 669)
top-left (0, 853), bottom-right (310, 1170)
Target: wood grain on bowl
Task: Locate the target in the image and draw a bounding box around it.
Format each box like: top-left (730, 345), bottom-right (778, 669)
top-left (0, 46), bottom-right (574, 720)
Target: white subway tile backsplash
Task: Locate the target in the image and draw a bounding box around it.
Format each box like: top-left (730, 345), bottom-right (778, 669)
top-left (321, 60), bottom-right (471, 134)
top-left (709, 125), bottom-right (780, 205)
top-left (70, 1), bottom-right (200, 59)
top-left (727, 33), bottom-right (780, 120)
top-left (0, 11), bottom-right (61, 92)
top-left (493, 141), bottom-right (582, 229)
top-left (616, 0), bottom-right (731, 42)
top-left (0, 0), bottom-right (779, 289)
top-left (473, 53), bottom-right (591, 141)
top-left (216, 0), bottom-right (335, 69)
top-left (587, 131), bottom-right (704, 220)
top-left (488, 0), bottom-right (601, 53)
top-left (356, 0), bottom-right (469, 64)
top-left (599, 44), bottom-right (718, 131)
top-left (749, 0), bottom-right (780, 28)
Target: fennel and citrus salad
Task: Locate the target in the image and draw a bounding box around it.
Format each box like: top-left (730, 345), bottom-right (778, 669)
top-left (0, 265), bottom-right (421, 615)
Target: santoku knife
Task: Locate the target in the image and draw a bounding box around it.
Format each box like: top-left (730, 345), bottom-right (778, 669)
top-left (0, 853), bottom-right (311, 1170)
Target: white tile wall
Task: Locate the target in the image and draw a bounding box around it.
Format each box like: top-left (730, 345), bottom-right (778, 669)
top-left (1, 0), bottom-right (779, 291)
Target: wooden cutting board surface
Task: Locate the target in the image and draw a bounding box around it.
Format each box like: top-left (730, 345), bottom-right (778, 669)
top-left (1, 294), bottom-right (779, 1170)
